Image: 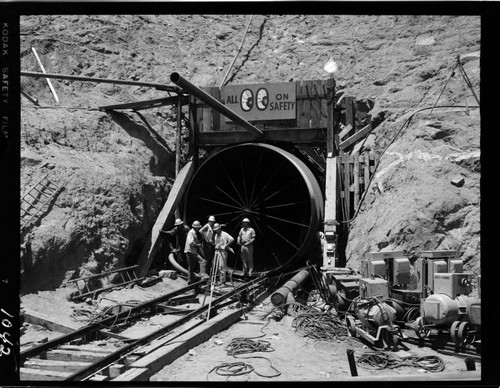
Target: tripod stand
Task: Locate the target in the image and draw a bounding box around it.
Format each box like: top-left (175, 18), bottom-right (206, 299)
top-left (202, 250), bottom-right (222, 321)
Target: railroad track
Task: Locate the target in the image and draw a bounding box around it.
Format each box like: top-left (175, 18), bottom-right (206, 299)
top-left (20, 276), bottom-right (268, 381)
top-left (401, 334), bottom-right (481, 362)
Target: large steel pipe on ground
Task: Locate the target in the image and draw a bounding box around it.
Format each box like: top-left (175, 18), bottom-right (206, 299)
top-left (184, 143), bottom-right (324, 276)
top-left (271, 269), bottom-right (310, 306)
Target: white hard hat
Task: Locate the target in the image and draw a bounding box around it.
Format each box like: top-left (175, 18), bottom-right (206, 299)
top-left (208, 215), bottom-right (216, 222)
top-left (174, 218), bottom-right (183, 226)
top-left (242, 218), bottom-right (250, 224)
top-left (192, 220), bottom-right (202, 228)
top-left (213, 223), bottom-right (221, 231)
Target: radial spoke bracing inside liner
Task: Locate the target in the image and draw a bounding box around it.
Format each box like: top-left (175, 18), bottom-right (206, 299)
top-left (184, 143), bottom-right (324, 275)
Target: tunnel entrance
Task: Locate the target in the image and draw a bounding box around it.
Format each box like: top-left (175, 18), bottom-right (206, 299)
top-left (184, 143), bottom-right (324, 275)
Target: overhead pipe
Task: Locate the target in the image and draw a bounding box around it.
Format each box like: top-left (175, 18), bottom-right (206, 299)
top-left (270, 269), bottom-right (310, 307)
top-left (21, 71), bottom-right (180, 92)
top-left (169, 72), bottom-right (264, 138)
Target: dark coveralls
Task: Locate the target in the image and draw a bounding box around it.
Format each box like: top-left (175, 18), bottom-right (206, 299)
top-left (161, 224), bottom-right (190, 269)
top-left (184, 228), bottom-right (207, 284)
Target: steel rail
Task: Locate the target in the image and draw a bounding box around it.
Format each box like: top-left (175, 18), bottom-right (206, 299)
top-left (401, 336), bottom-right (481, 358)
top-left (20, 279), bottom-right (207, 362)
top-left (21, 71), bottom-right (181, 92)
top-left (66, 277), bottom-right (269, 381)
top-left (169, 72), bottom-right (264, 137)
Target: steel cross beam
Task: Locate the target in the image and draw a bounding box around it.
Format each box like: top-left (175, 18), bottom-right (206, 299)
top-left (21, 71), bottom-right (181, 92)
top-left (99, 96), bottom-right (189, 111)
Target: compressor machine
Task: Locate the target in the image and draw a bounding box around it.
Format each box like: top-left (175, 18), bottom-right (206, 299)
top-left (413, 250), bottom-right (481, 347)
top-left (345, 251), bottom-right (415, 349)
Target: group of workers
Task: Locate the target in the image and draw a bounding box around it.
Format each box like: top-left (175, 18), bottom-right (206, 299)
top-left (161, 216), bottom-right (256, 286)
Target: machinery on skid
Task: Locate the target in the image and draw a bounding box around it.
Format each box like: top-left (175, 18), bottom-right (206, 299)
top-left (413, 250), bottom-right (481, 347)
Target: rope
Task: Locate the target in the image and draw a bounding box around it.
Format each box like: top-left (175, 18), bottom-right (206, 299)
top-left (357, 351), bottom-right (445, 372)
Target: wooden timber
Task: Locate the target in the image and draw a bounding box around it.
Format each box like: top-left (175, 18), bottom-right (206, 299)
top-left (136, 160), bottom-right (196, 277)
top-left (324, 156), bottom-right (337, 229)
top-left (197, 127), bottom-right (326, 146)
top-left (20, 368), bottom-right (108, 381)
top-left (23, 359), bottom-right (92, 373)
top-left (113, 308), bottom-right (246, 381)
top-left (38, 349), bottom-right (113, 362)
top-left (353, 153), bottom-right (360, 210)
top-left (339, 123), bottom-right (373, 151)
top-left (20, 368), bottom-right (73, 381)
top-left (326, 77), bottom-right (337, 157)
top-left (23, 308), bottom-right (80, 334)
top-left (338, 150), bottom-right (378, 219)
top-left (338, 124), bottom-right (353, 140)
top-left (344, 96), bottom-right (355, 138)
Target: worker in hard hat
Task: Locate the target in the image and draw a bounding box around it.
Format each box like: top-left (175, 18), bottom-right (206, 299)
top-left (200, 215), bottom-right (216, 276)
top-left (184, 220), bottom-right (208, 284)
top-left (237, 218), bottom-right (256, 276)
top-left (213, 223), bottom-right (235, 285)
top-left (160, 218), bottom-right (190, 270)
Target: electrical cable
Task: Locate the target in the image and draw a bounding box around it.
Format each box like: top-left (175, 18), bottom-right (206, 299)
top-left (219, 15), bottom-right (255, 88)
top-left (206, 319), bottom-right (281, 381)
top-left (357, 351), bottom-right (445, 372)
top-left (307, 262), bottom-right (336, 307)
top-left (225, 319), bottom-right (272, 355)
top-left (291, 306), bottom-right (348, 342)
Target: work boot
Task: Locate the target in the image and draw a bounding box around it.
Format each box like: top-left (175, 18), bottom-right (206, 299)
top-left (199, 262), bottom-right (209, 278)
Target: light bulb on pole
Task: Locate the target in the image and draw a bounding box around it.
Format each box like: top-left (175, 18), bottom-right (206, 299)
top-left (324, 58), bottom-right (338, 80)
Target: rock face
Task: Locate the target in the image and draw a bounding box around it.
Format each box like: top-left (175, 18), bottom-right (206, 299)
top-left (20, 15), bottom-right (480, 293)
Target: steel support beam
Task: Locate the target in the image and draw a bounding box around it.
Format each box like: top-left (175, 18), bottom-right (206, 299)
top-left (99, 96), bottom-right (188, 111)
top-left (21, 71), bottom-right (180, 92)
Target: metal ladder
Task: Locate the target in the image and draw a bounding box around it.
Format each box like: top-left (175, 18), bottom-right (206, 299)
top-left (66, 265), bottom-right (144, 301)
top-left (21, 173), bottom-right (64, 231)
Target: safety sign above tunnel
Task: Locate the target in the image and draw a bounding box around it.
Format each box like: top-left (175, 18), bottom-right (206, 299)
top-left (221, 82), bottom-right (296, 121)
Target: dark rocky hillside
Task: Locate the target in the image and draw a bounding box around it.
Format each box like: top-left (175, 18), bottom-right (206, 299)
top-left (20, 15), bottom-right (480, 293)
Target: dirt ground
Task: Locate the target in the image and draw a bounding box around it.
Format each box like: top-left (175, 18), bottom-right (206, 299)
top-left (152, 292), bottom-right (479, 382)
top-left (20, 276), bottom-right (477, 382)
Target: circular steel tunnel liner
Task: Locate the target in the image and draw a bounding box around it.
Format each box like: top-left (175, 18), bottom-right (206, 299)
top-left (184, 143), bottom-right (324, 275)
